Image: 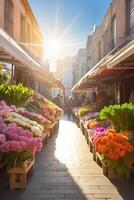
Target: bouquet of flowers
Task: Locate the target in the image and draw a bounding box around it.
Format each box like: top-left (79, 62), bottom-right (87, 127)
top-left (26, 93), bottom-right (63, 123)
top-left (0, 84), bottom-right (33, 107)
top-left (0, 123), bottom-right (42, 168)
top-left (0, 100), bottom-right (16, 118)
top-left (87, 118), bottom-right (110, 130)
top-left (17, 109), bottom-right (51, 130)
top-left (78, 107), bottom-right (90, 117)
top-left (4, 112), bottom-right (43, 137)
top-left (91, 128), bottom-right (107, 145)
top-left (95, 130), bottom-right (134, 176)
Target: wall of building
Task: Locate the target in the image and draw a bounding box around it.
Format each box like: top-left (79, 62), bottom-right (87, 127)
top-left (73, 48), bottom-right (87, 85)
top-left (56, 57), bottom-right (75, 97)
top-left (86, 0), bottom-right (127, 71)
top-left (0, 0), bottom-right (44, 58)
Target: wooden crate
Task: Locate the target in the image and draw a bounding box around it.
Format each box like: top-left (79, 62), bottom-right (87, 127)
top-left (88, 137), bottom-right (93, 153)
top-left (107, 167), bottom-right (131, 180)
top-left (96, 153), bottom-right (131, 179)
top-left (55, 120), bottom-right (59, 131)
top-left (41, 132), bottom-right (49, 145)
top-left (96, 153), bottom-right (102, 167)
top-left (8, 158), bottom-right (35, 190)
top-left (0, 162), bottom-right (5, 169)
top-left (84, 128), bottom-right (89, 145)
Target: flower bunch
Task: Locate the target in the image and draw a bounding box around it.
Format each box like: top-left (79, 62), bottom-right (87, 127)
top-left (0, 134), bottom-right (6, 144)
top-left (0, 100), bottom-right (16, 119)
top-left (4, 112), bottom-right (43, 137)
top-left (95, 131), bottom-right (133, 160)
top-left (0, 123), bottom-right (42, 155)
top-left (87, 119), bottom-right (98, 129)
top-left (18, 110), bottom-right (51, 129)
top-left (91, 128), bottom-right (107, 145)
top-left (26, 93), bottom-right (63, 122)
top-left (87, 118), bottom-right (110, 130)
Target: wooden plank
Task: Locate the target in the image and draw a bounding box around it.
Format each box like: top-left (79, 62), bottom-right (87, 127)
top-left (8, 159), bottom-right (35, 190)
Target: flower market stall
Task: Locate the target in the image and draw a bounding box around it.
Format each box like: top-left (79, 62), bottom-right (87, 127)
top-left (74, 103), bottom-right (134, 180)
top-left (0, 84), bottom-right (63, 189)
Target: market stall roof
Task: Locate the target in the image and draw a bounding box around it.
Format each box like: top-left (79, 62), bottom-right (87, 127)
top-left (0, 28), bottom-right (64, 88)
top-left (72, 39), bottom-right (134, 92)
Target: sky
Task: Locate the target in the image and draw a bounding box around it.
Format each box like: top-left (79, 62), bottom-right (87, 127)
top-left (28, 0), bottom-right (112, 70)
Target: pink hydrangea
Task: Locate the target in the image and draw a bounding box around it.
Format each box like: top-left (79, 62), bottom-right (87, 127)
top-left (0, 100), bottom-right (6, 106)
top-left (10, 105), bottom-right (16, 111)
top-left (0, 134), bottom-right (6, 144)
top-left (0, 141), bottom-right (27, 152)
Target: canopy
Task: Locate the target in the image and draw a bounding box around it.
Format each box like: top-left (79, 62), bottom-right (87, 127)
top-left (72, 40), bottom-right (134, 92)
top-left (0, 28), bottom-right (64, 88)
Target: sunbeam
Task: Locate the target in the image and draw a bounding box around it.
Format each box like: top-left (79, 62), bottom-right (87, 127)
top-left (54, 0), bottom-right (60, 38)
top-left (60, 15), bottom-right (78, 41)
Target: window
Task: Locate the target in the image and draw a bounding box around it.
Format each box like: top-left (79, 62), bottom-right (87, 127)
top-left (103, 28), bottom-right (108, 55)
top-left (4, 0), bottom-right (14, 36)
top-left (27, 23), bottom-right (31, 43)
top-left (98, 41), bottom-right (101, 60)
top-left (129, 0), bottom-right (134, 30)
top-left (20, 14), bottom-right (26, 42)
top-left (111, 17), bottom-right (116, 48)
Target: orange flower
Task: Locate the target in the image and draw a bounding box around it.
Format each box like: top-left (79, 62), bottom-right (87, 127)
top-left (95, 131), bottom-right (134, 161)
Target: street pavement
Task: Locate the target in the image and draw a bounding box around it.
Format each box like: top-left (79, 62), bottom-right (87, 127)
top-left (0, 117), bottom-right (134, 199)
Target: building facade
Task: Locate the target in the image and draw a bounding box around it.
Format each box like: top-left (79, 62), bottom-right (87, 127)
top-left (0, 0), bottom-right (50, 95)
top-left (0, 0), bottom-right (44, 58)
top-left (56, 56), bottom-right (75, 97)
top-left (86, 0), bottom-right (134, 71)
top-left (73, 48), bottom-right (87, 85)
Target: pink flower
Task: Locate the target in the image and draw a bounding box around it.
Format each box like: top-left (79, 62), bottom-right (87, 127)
top-left (0, 100), bottom-right (6, 106)
top-left (0, 134), bottom-right (6, 144)
top-left (91, 128), bottom-right (107, 145)
top-left (10, 105), bottom-right (16, 111)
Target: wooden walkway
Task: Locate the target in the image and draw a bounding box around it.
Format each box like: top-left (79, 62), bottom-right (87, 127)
top-left (0, 118), bottom-right (134, 199)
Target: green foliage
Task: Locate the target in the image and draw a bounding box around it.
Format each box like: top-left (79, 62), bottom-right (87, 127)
top-left (0, 84), bottom-right (34, 107)
top-left (99, 153), bottom-right (133, 177)
top-left (100, 103), bottom-right (134, 132)
top-left (2, 151), bottom-right (33, 168)
top-left (78, 107), bottom-right (90, 117)
top-left (0, 65), bottom-right (11, 84)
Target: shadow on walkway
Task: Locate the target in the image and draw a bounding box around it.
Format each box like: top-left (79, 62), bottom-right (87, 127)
top-left (111, 179), bottom-right (134, 200)
top-left (0, 119), bottom-right (134, 200)
top-left (0, 123), bottom-right (87, 200)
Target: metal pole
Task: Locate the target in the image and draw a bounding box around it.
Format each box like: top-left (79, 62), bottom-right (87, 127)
top-left (11, 64), bottom-right (14, 84)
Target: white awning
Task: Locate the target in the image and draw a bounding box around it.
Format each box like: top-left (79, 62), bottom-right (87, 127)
top-left (107, 40), bottom-right (134, 69)
top-left (72, 39), bottom-right (134, 92)
top-left (0, 28), bottom-right (63, 88)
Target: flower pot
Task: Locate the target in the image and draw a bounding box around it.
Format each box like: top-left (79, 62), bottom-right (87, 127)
top-left (121, 130), bottom-right (134, 141)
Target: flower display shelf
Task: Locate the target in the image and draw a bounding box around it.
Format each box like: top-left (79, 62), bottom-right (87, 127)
top-left (0, 162), bottom-right (5, 169)
top-left (84, 126), bottom-right (89, 145)
top-left (96, 153), bottom-right (131, 180)
top-left (88, 136), bottom-right (93, 153)
top-left (8, 158), bottom-right (35, 190)
top-left (49, 122), bottom-right (57, 138)
top-left (55, 120), bottom-right (60, 131)
top-left (107, 167), bottom-right (131, 180)
top-left (41, 132), bottom-right (48, 145)
top-left (80, 120), bottom-right (85, 135)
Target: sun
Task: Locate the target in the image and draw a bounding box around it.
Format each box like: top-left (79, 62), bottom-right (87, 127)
top-left (45, 39), bottom-right (63, 60)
